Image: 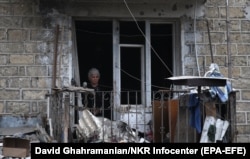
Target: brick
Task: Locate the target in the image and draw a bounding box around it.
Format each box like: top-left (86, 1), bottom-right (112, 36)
top-left (223, 7), bottom-right (245, 18)
top-left (59, 67), bottom-right (69, 78)
top-left (0, 78), bottom-right (7, 88)
top-left (237, 112), bottom-right (246, 124)
top-left (7, 29), bottom-right (28, 42)
top-left (0, 4), bottom-right (11, 15)
top-left (230, 32), bottom-right (244, 43)
top-left (26, 66), bottom-right (47, 76)
top-left (31, 102), bottom-right (37, 113)
top-left (0, 89), bottom-right (20, 100)
top-left (204, 32), bottom-right (226, 43)
top-left (0, 101), bottom-right (4, 113)
top-left (214, 20), bottom-right (226, 31)
top-left (241, 20), bottom-right (250, 31)
top-left (30, 29), bottom-right (55, 41)
top-left (216, 44), bottom-right (237, 55)
top-left (38, 101), bottom-right (47, 112)
top-left (0, 43), bottom-right (24, 53)
top-left (205, 7), bottom-right (219, 18)
top-left (206, 0), bottom-right (226, 6)
top-left (238, 33), bottom-right (250, 43)
top-left (231, 56), bottom-right (247, 66)
top-left (231, 66), bottom-right (241, 78)
top-left (196, 20), bottom-right (208, 32)
top-left (0, 17), bottom-right (22, 28)
top-left (205, 56), bottom-right (227, 66)
top-left (0, 66), bottom-right (18, 76)
top-left (25, 42), bottom-right (46, 53)
top-left (242, 90), bottom-right (250, 100)
top-left (240, 67), bottom-right (250, 78)
top-left (236, 135), bottom-right (250, 143)
top-left (196, 44), bottom-right (214, 55)
top-left (238, 44), bottom-right (250, 55)
top-left (12, 3), bottom-right (33, 15)
top-left (6, 101), bottom-right (30, 114)
top-left (248, 112), bottom-right (250, 124)
top-left (236, 125), bottom-right (250, 134)
top-left (234, 0), bottom-right (247, 5)
top-left (229, 20), bottom-right (241, 31)
top-left (0, 55), bottom-right (8, 64)
top-left (233, 79), bottom-right (250, 90)
top-left (22, 17), bottom-right (43, 28)
top-left (8, 77), bottom-right (30, 88)
top-left (185, 32), bottom-right (202, 43)
top-left (31, 77), bottom-right (52, 88)
top-left (35, 54), bottom-right (53, 65)
top-left (10, 54), bottom-right (34, 64)
top-left (0, 29), bottom-right (7, 40)
top-left (0, 0), bottom-right (11, 3)
top-left (62, 77), bottom-right (70, 87)
top-left (22, 90), bottom-right (48, 100)
top-left (19, 66), bottom-right (26, 76)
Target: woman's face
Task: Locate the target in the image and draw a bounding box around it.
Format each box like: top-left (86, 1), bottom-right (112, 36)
top-left (89, 74), bottom-right (100, 86)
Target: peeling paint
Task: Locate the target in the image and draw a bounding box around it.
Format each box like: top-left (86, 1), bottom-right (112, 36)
top-left (0, 115), bottom-right (42, 128)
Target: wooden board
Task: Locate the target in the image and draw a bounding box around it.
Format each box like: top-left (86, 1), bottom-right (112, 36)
top-left (153, 99), bottom-right (179, 143)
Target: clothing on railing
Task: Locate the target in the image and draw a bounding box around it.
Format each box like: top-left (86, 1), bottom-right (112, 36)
top-left (187, 93), bottom-right (201, 133)
top-left (180, 93), bottom-right (201, 133)
top-left (204, 63), bottom-right (232, 103)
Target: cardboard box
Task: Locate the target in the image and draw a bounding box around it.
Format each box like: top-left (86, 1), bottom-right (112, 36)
top-left (3, 137), bottom-right (30, 157)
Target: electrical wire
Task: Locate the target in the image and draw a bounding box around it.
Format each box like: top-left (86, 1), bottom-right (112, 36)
top-left (119, 66), bottom-right (170, 91)
top-left (194, 0), bottom-right (201, 77)
top-left (123, 0), bottom-right (173, 76)
top-left (76, 28), bottom-right (173, 38)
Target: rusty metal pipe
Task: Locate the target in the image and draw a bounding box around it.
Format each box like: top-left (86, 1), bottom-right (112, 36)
top-left (52, 25), bottom-right (59, 90)
top-left (206, 19), bottom-right (214, 63)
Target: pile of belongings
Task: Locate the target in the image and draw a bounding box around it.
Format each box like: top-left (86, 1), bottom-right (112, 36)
top-left (74, 109), bottom-right (149, 143)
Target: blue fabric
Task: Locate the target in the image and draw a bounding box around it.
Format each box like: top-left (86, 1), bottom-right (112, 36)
top-left (188, 93), bottom-right (201, 133)
top-left (208, 71), bottom-right (232, 103)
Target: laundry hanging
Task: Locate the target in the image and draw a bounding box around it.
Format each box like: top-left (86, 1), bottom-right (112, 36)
top-left (204, 63), bottom-right (232, 103)
top-left (187, 93), bottom-right (201, 133)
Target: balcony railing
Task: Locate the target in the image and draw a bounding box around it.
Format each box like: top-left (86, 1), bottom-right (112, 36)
top-left (49, 87), bottom-right (237, 143)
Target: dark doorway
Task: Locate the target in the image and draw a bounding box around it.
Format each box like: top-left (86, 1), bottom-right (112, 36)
top-left (151, 23), bottom-right (173, 91)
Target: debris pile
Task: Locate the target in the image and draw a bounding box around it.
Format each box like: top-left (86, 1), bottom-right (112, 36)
top-left (74, 109), bottom-right (150, 143)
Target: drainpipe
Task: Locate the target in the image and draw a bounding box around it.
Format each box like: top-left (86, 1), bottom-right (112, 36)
top-left (52, 25), bottom-right (60, 91)
top-left (226, 0), bottom-right (231, 79)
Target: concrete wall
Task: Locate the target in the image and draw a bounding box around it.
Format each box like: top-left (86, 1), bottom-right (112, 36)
top-left (0, 0), bottom-right (250, 142)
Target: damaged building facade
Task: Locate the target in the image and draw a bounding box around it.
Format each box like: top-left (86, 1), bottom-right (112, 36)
top-left (0, 0), bottom-right (250, 145)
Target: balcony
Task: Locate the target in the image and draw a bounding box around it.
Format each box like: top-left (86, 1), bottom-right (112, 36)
top-left (48, 86), bottom-right (237, 143)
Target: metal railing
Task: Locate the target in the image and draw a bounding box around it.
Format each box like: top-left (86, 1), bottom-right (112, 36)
top-left (49, 87), bottom-right (237, 143)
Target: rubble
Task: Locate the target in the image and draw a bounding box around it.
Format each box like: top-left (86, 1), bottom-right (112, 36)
top-left (0, 114), bottom-right (54, 158)
top-left (75, 109), bottom-right (150, 143)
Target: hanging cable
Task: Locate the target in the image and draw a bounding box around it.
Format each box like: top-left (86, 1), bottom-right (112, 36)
top-left (77, 28), bottom-right (173, 38)
top-left (123, 0), bottom-right (173, 75)
top-left (194, 0), bottom-right (201, 76)
top-left (115, 65), bottom-right (170, 91)
top-left (226, 0), bottom-right (232, 79)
